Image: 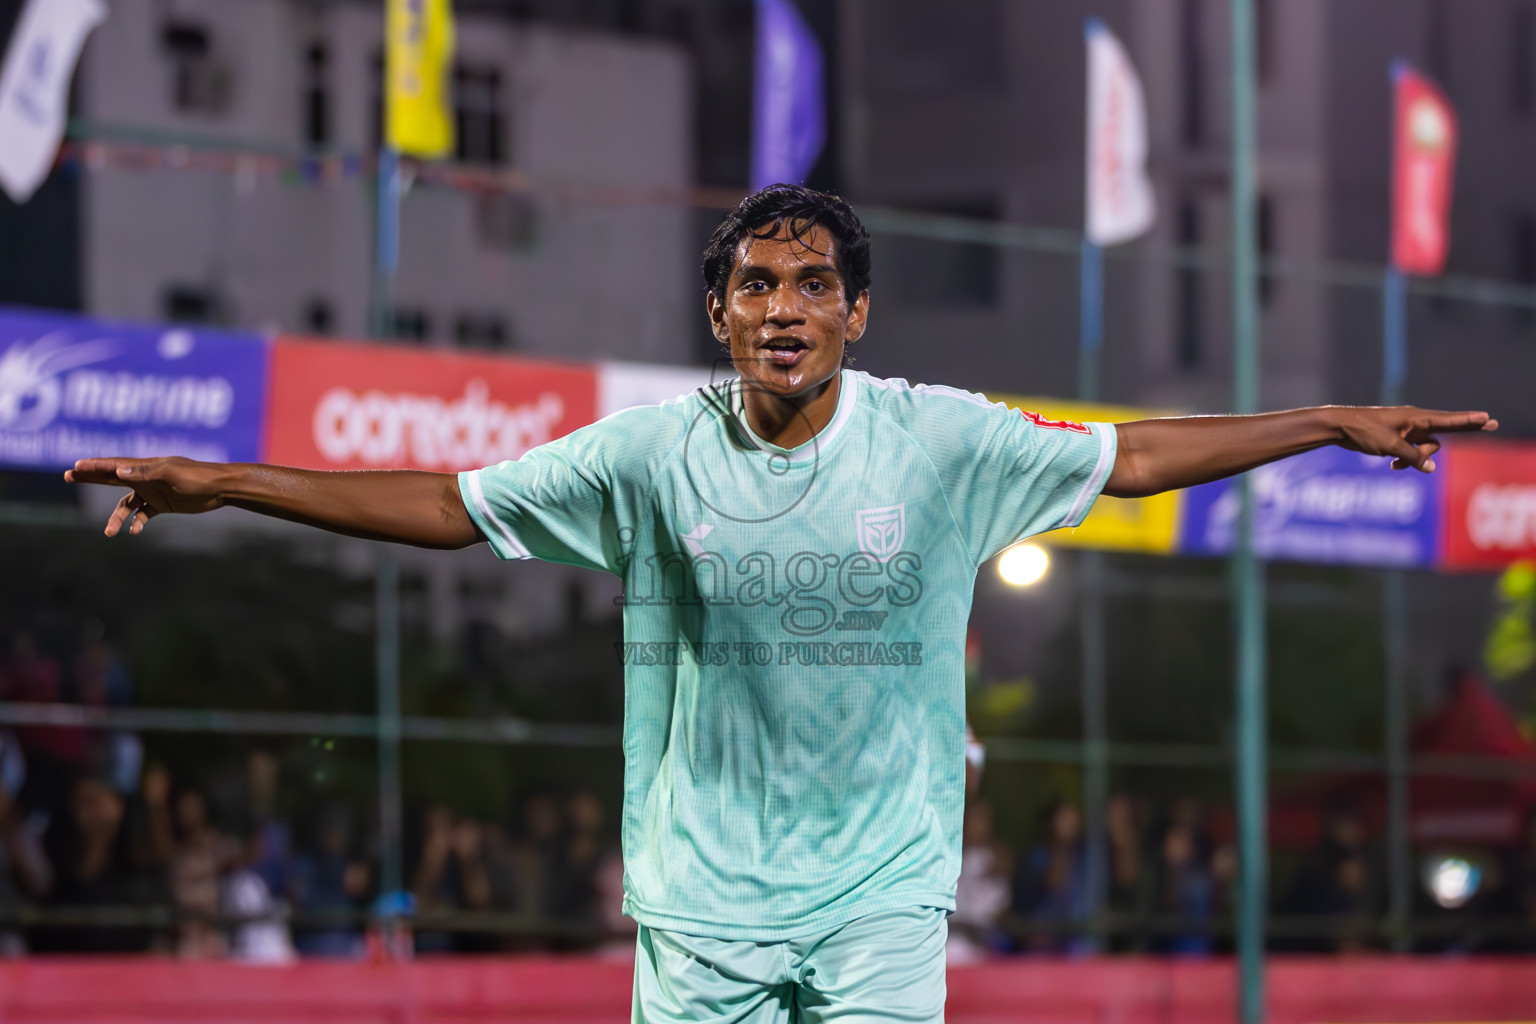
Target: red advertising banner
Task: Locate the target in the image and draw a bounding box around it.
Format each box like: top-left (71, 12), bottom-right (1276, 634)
top-left (1441, 440), bottom-right (1536, 570)
top-left (1390, 62), bottom-right (1458, 275)
top-left (265, 338), bottom-right (597, 472)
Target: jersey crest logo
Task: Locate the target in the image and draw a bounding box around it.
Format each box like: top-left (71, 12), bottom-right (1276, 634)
top-left (855, 504), bottom-right (906, 562)
top-left (1020, 409), bottom-right (1091, 434)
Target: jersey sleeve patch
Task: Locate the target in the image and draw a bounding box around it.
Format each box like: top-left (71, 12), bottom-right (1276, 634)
top-left (1020, 409), bottom-right (1092, 435)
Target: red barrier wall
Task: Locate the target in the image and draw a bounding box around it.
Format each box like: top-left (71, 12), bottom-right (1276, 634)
top-left (1, 957), bottom-right (1534, 1024)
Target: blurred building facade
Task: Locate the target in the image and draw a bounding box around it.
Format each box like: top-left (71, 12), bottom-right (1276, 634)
top-left (838, 0), bottom-right (1536, 432)
top-left (76, 0), bottom-right (694, 365)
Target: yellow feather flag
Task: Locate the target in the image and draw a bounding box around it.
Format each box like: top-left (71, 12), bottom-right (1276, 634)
top-left (386, 0), bottom-right (455, 158)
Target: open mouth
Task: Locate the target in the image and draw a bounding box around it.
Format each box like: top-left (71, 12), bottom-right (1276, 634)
top-left (761, 338), bottom-right (809, 366)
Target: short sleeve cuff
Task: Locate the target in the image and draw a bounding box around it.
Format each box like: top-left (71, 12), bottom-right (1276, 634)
top-left (1056, 423), bottom-right (1118, 530)
top-left (459, 468), bottom-right (534, 560)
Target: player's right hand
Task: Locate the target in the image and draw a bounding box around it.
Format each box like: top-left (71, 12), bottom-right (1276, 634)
top-left (64, 456), bottom-right (227, 537)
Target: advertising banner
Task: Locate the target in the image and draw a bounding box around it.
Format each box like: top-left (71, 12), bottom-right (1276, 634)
top-left (1390, 62), bottom-right (1458, 276)
top-left (1179, 446), bottom-right (1441, 568)
top-left (1441, 440), bottom-right (1536, 570)
top-left (991, 395), bottom-right (1182, 554)
top-left (1084, 18), bottom-right (1156, 247)
top-left (0, 309), bottom-right (268, 470)
top-left (596, 361), bottom-right (713, 418)
top-left (266, 338), bottom-right (596, 472)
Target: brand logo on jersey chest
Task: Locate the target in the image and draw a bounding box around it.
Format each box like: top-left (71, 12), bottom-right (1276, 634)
top-left (855, 504), bottom-right (906, 562)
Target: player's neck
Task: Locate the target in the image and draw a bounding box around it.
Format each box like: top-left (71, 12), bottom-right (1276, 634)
top-left (741, 371), bottom-right (842, 450)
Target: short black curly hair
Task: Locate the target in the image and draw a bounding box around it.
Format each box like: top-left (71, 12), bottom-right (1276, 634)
top-left (702, 184), bottom-right (872, 300)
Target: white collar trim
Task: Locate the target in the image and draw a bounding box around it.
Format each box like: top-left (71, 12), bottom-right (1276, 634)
top-left (732, 369), bottom-right (858, 464)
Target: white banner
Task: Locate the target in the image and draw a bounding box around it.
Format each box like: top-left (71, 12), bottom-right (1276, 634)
top-left (1085, 18), bottom-right (1155, 246)
top-left (0, 0), bottom-right (106, 203)
top-left (596, 361), bottom-right (713, 418)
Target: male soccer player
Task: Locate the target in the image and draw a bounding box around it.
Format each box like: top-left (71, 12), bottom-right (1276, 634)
top-left (69, 185), bottom-right (1493, 1022)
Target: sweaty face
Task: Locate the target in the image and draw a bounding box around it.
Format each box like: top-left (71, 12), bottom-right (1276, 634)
top-left (709, 222), bottom-right (868, 398)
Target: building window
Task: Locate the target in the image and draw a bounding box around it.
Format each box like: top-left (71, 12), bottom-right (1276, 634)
top-left (161, 20), bottom-right (231, 116)
top-left (303, 42), bottom-right (330, 147)
top-left (1180, 0), bottom-right (1206, 148)
top-left (454, 312), bottom-right (511, 350)
top-left (391, 307), bottom-right (432, 342)
top-left (303, 298), bottom-right (334, 335)
top-left (1513, 214), bottom-right (1536, 329)
top-left (162, 284), bottom-right (222, 325)
top-left (475, 193), bottom-right (539, 251)
top-left (1513, 1), bottom-right (1535, 117)
top-left (1176, 199), bottom-right (1203, 369)
top-left (454, 64), bottom-right (507, 165)
top-left (1257, 194), bottom-right (1277, 307)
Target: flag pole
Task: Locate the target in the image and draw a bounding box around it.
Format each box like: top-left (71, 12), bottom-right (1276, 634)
top-left (1078, 241), bottom-right (1104, 401)
top-left (1229, 0), bottom-right (1267, 1019)
top-left (1381, 262), bottom-right (1411, 950)
top-left (371, 140), bottom-right (405, 902)
top-left (1077, 237), bottom-right (1108, 949)
top-left (371, 0), bottom-right (405, 895)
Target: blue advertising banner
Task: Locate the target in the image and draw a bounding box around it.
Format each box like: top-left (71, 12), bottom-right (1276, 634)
top-left (1178, 446), bottom-right (1442, 568)
top-left (0, 310), bottom-right (269, 470)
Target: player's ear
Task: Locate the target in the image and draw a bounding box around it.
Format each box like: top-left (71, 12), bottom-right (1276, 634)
top-left (844, 289), bottom-right (871, 343)
top-left (706, 290), bottom-right (730, 343)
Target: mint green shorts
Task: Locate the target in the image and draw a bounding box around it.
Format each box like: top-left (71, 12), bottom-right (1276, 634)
top-left (632, 906), bottom-right (948, 1024)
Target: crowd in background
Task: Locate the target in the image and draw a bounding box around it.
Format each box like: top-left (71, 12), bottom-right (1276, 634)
top-left (951, 794), bottom-right (1536, 959)
top-left (3, 627), bottom-right (1536, 960)
top-left (0, 626), bottom-right (628, 961)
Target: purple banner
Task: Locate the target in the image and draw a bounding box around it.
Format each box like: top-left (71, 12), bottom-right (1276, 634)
top-left (0, 309), bottom-right (269, 470)
top-left (1178, 446), bottom-right (1442, 568)
top-left (751, 0), bottom-right (825, 190)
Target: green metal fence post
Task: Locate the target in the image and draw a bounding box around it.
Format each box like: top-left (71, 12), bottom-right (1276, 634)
top-left (1381, 268), bottom-right (1412, 950)
top-left (1078, 239), bottom-right (1109, 946)
top-left (376, 554), bottom-right (404, 897)
top-left (372, 139), bottom-right (405, 897)
top-left (1230, 0), bottom-right (1267, 1020)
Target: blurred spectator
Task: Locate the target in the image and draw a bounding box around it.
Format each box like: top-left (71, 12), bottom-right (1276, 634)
top-left (0, 734), bottom-right (51, 956)
top-left (949, 797), bottom-right (1011, 963)
top-left (1013, 800), bottom-right (1091, 954)
top-left (169, 786), bottom-right (239, 958)
top-left (1150, 819), bottom-right (1215, 955)
top-left (123, 762), bottom-right (175, 872)
top-left (551, 789), bottom-right (608, 946)
top-left (593, 846), bottom-right (636, 958)
top-left (291, 806), bottom-right (370, 957)
top-left (37, 772), bottom-right (143, 952)
top-left (411, 805), bottom-right (494, 953)
top-left (1, 631), bottom-right (84, 813)
top-left (507, 791), bottom-right (566, 932)
top-left (1282, 803), bottom-right (1375, 952)
top-left (225, 862), bottom-right (294, 964)
top-left (73, 639), bottom-right (141, 797)
top-left (242, 750), bottom-right (294, 908)
top-left (1104, 794), bottom-right (1153, 951)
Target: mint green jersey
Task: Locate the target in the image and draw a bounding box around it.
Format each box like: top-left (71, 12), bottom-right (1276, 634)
top-left (460, 369), bottom-right (1116, 940)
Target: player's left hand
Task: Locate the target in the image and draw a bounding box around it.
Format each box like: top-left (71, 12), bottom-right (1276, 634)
top-left (1335, 406), bottom-right (1498, 472)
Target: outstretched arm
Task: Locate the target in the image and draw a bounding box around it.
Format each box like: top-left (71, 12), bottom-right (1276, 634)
top-left (1103, 405), bottom-right (1498, 499)
top-left (64, 457), bottom-right (484, 549)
